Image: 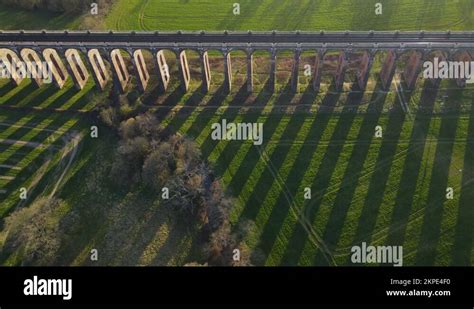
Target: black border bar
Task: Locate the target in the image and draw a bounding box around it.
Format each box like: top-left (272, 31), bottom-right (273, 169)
top-left (0, 267), bottom-right (472, 306)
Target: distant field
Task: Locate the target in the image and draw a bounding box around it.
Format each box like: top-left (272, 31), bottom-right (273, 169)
top-left (0, 0), bottom-right (472, 32)
top-left (106, 0), bottom-right (473, 31)
top-left (0, 0), bottom-right (474, 31)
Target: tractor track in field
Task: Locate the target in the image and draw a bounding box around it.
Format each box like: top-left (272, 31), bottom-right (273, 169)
top-left (300, 143), bottom-right (421, 257)
top-left (138, 0), bottom-right (151, 31)
top-left (332, 176), bottom-right (468, 258)
top-left (286, 143), bottom-right (418, 251)
top-left (272, 132), bottom-right (449, 263)
top-left (330, 149), bottom-right (467, 258)
top-left (245, 107), bottom-right (465, 265)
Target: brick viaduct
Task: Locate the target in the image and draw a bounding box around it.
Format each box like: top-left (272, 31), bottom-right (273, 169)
top-left (0, 31), bottom-right (473, 95)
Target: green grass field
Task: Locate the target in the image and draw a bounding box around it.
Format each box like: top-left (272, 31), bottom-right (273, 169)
top-left (156, 77), bottom-right (473, 266)
top-left (105, 0), bottom-right (474, 31)
top-left (0, 78), bottom-right (97, 218)
top-left (0, 0), bottom-right (473, 266)
top-left (1, 0), bottom-right (472, 32)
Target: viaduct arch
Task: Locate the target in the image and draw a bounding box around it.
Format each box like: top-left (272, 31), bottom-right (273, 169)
top-left (0, 30), bottom-right (473, 95)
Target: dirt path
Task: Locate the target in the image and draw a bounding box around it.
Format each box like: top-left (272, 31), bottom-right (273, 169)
top-left (0, 139), bottom-right (45, 148)
top-left (49, 132), bottom-right (82, 199)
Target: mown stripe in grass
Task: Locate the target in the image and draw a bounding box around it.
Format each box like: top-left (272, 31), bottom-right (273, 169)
top-left (385, 82), bottom-right (439, 247)
top-left (452, 92), bottom-right (474, 266)
top-left (414, 86), bottom-right (462, 265)
top-left (229, 110), bottom-right (293, 222)
top-left (285, 93), bottom-right (364, 265)
top-left (433, 111), bottom-right (471, 265)
top-left (0, 112), bottom-right (81, 216)
top-left (261, 93), bottom-right (343, 265)
top-left (243, 115), bottom-right (316, 263)
top-left (311, 93), bottom-right (388, 262)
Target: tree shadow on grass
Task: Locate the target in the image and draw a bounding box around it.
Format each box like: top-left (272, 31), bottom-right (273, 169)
top-left (149, 217), bottom-right (201, 266)
top-left (116, 199), bottom-right (176, 266)
top-left (49, 134), bottom-right (133, 265)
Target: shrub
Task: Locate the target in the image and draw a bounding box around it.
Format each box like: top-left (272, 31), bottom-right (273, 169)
top-left (1, 198), bottom-right (63, 265)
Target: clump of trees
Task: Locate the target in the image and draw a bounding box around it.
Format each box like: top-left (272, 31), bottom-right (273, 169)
top-left (0, 0), bottom-right (113, 13)
top-left (109, 112), bottom-right (255, 266)
top-left (110, 112), bottom-right (226, 226)
top-left (1, 197), bottom-right (64, 265)
top-left (109, 112), bottom-right (162, 188)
